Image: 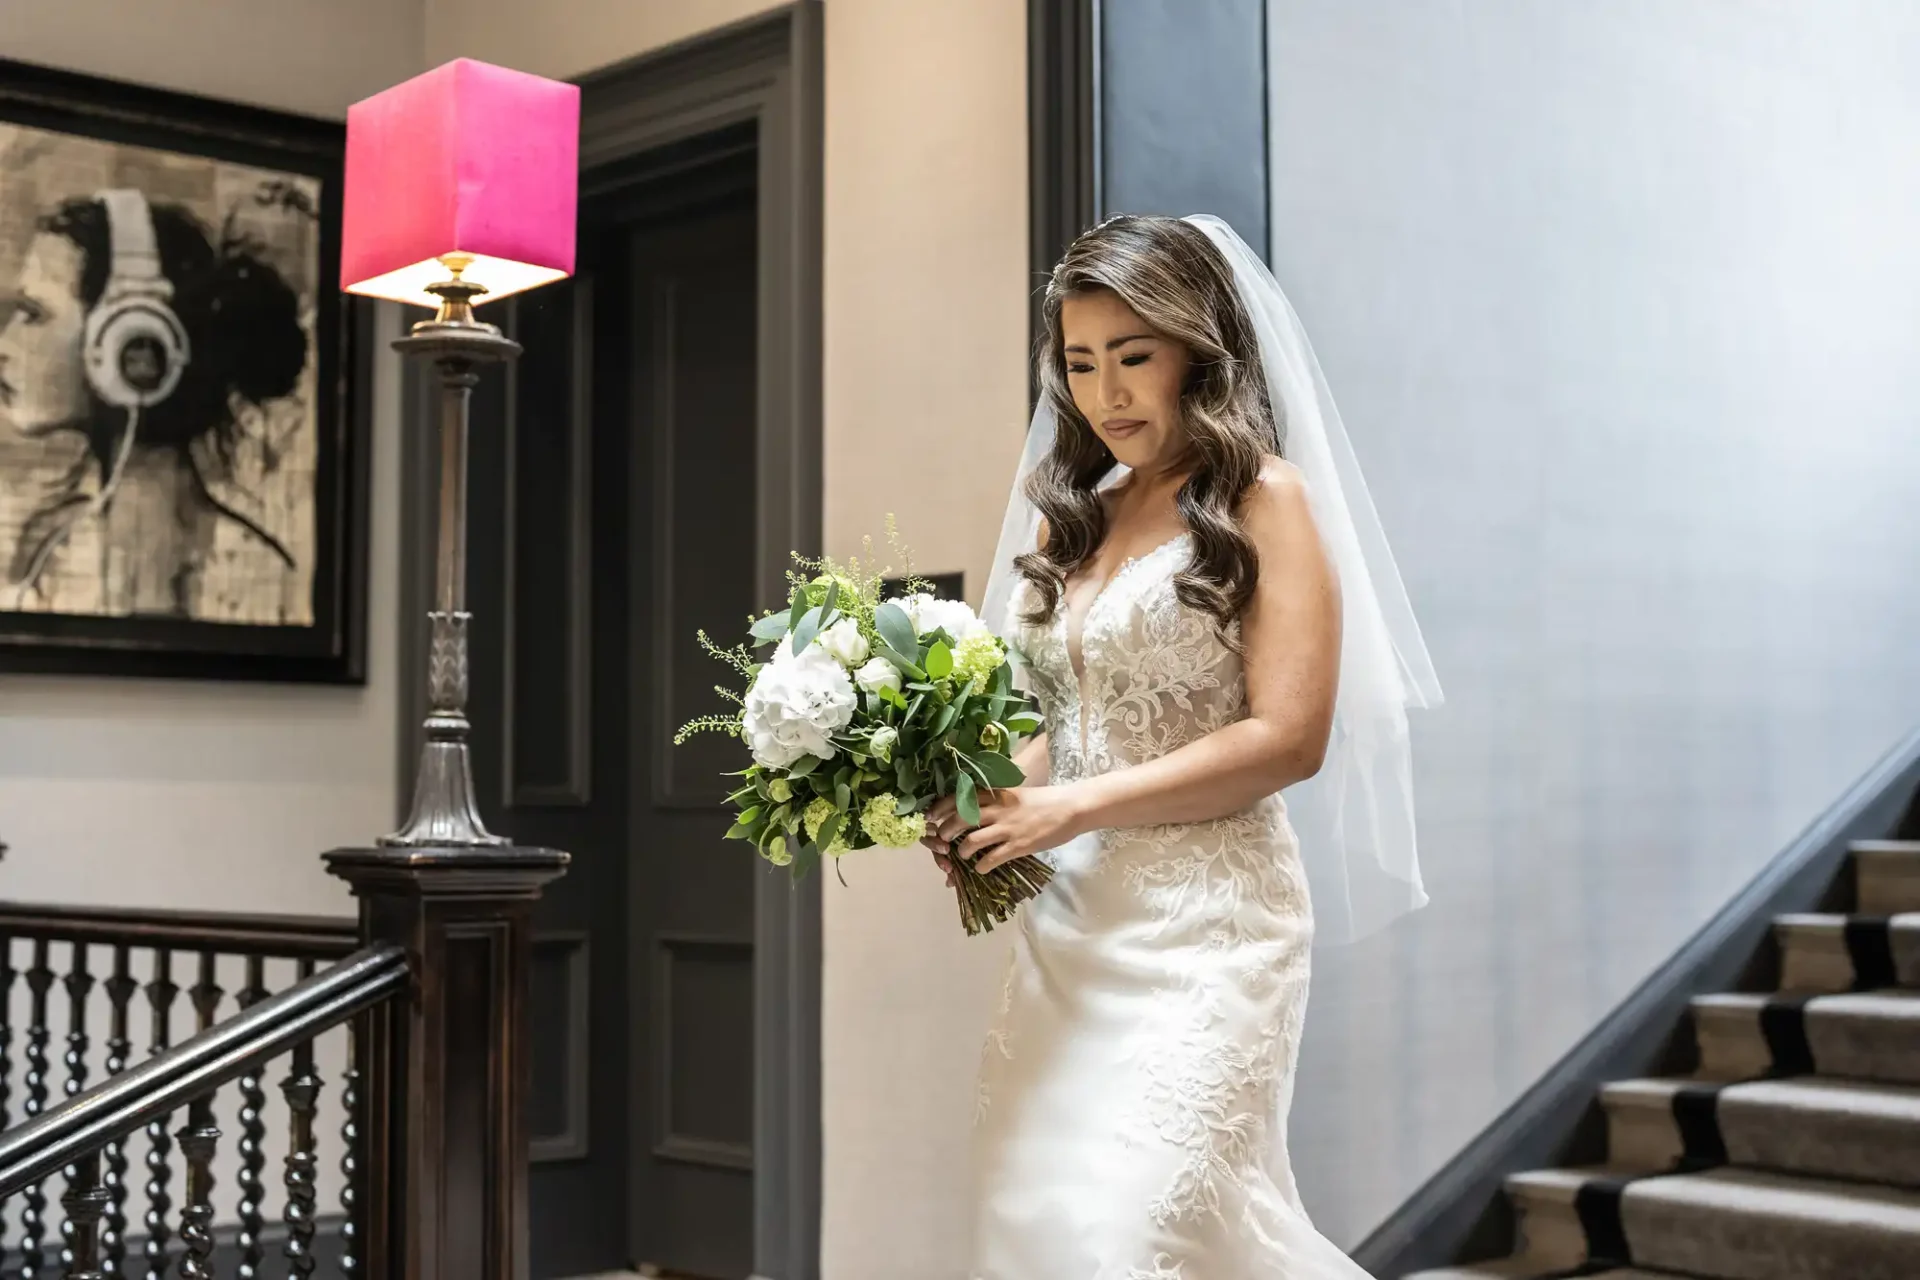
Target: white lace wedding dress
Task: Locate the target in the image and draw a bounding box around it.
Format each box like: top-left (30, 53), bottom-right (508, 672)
top-left (969, 534), bottom-right (1375, 1280)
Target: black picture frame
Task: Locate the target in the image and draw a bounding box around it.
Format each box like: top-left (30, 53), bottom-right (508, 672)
top-left (0, 56), bottom-right (368, 683)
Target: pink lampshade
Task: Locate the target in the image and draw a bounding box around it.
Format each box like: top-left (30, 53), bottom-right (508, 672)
top-left (341, 58), bottom-right (579, 309)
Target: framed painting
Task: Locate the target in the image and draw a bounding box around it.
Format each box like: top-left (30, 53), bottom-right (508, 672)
top-left (0, 57), bottom-right (368, 682)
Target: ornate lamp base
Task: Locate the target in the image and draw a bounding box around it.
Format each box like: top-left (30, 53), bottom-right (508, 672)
top-left (381, 261), bottom-right (523, 849)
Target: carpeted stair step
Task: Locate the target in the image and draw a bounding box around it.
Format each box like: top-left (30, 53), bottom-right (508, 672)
top-left (1402, 1270), bottom-right (1671, 1280)
top-left (1774, 912), bottom-right (1920, 992)
top-left (1623, 1166), bottom-right (1920, 1279)
top-left (1854, 839), bottom-right (1920, 914)
top-left (1398, 1263), bottom-right (1672, 1280)
top-left (1690, 990), bottom-right (1920, 1083)
top-left (1601, 1075), bottom-right (1920, 1186)
top-left (1504, 1167), bottom-right (1626, 1272)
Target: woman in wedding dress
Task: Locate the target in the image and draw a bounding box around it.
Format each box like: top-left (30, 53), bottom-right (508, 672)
top-left (925, 214), bottom-right (1442, 1279)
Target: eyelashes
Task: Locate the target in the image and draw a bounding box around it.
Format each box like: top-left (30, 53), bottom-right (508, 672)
top-left (1065, 353), bottom-right (1153, 375)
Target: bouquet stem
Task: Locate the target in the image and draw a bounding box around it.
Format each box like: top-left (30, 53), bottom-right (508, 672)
top-left (949, 846), bottom-right (1055, 936)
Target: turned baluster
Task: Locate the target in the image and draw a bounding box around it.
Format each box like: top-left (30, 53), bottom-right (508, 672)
top-left (340, 1015), bottom-right (362, 1280)
top-left (101, 945), bottom-right (137, 1275)
top-left (282, 959), bottom-right (323, 1279)
top-left (60, 941), bottom-right (96, 1272)
top-left (22, 938), bottom-right (56, 1277)
top-left (233, 955), bottom-right (272, 1279)
top-left (144, 949), bottom-right (180, 1280)
top-left (175, 952), bottom-right (224, 1280)
top-left (63, 1151), bottom-right (112, 1280)
top-left (0, 932), bottom-right (14, 1264)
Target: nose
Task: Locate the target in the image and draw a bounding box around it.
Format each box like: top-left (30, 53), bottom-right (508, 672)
top-left (1097, 362), bottom-right (1130, 412)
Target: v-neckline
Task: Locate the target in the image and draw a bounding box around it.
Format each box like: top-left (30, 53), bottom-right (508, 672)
top-left (1062, 534), bottom-right (1188, 683)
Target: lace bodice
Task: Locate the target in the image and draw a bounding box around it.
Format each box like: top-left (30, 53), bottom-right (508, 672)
top-left (1012, 535), bottom-right (1245, 785)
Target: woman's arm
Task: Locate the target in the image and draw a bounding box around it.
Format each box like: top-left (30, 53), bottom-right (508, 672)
top-left (958, 460), bottom-right (1341, 872)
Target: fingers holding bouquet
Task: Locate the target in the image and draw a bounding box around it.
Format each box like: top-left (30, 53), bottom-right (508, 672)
top-left (951, 785), bottom-right (1088, 874)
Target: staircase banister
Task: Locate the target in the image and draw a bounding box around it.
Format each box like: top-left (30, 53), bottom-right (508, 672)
top-left (0, 902), bottom-right (357, 960)
top-left (0, 942), bottom-right (407, 1196)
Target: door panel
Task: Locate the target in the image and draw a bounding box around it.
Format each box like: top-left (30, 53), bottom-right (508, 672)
top-left (626, 194), bottom-right (760, 1280)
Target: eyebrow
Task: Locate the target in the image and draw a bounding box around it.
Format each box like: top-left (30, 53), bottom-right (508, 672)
top-left (1063, 333), bottom-right (1159, 354)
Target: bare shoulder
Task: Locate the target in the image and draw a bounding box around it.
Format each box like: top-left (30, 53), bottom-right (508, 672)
top-left (1242, 455), bottom-right (1313, 535)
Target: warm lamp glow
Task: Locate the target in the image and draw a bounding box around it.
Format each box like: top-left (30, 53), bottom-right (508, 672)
top-left (341, 58), bottom-right (579, 309)
top-left (345, 254), bottom-right (569, 310)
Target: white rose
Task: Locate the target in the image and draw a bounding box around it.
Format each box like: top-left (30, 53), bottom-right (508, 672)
top-left (890, 593), bottom-right (980, 641)
top-left (815, 617), bottom-right (870, 668)
top-left (854, 656), bottom-right (903, 698)
top-left (742, 643), bottom-right (857, 769)
top-left (869, 725), bottom-right (899, 763)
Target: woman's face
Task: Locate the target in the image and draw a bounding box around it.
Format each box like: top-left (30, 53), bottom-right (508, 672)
top-left (1060, 287), bottom-right (1193, 474)
top-left (0, 233), bottom-right (90, 437)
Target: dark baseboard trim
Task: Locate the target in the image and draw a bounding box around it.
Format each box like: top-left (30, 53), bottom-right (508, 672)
top-left (2, 1212), bottom-right (345, 1278)
top-left (1352, 723), bottom-right (1920, 1279)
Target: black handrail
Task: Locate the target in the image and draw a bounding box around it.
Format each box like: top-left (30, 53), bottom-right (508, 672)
top-left (0, 902), bottom-right (356, 960)
top-left (0, 944), bottom-right (407, 1196)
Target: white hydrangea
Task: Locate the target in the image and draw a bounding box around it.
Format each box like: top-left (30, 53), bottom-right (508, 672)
top-left (742, 643), bottom-right (856, 769)
top-left (854, 656), bottom-right (903, 698)
top-left (889, 593), bottom-right (988, 642)
top-left (815, 617), bottom-right (870, 668)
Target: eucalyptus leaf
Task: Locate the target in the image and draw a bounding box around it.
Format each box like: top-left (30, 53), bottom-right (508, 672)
top-left (925, 640), bottom-right (954, 680)
top-left (817, 812), bottom-right (844, 853)
top-left (787, 589), bottom-right (809, 633)
top-left (970, 751), bottom-right (1025, 789)
top-left (750, 613), bottom-right (791, 644)
top-left (790, 605), bottom-right (825, 656)
top-left (1007, 713), bottom-right (1043, 734)
top-left (874, 602), bottom-right (919, 659)
top-left (788, 755), bottom-right (821, 779)
top-left (835, 782), bottom-right (851, 812)
top-left (931, 704), bottom-right (959, 738)
top-left (956, 772), bottom-right (981, 827)
top-left (895, 756), bottom-right (914, 794)
top-left (894, 794), bottom-right (919, 816)
top-left (880, 643), bottom-right (927, 682)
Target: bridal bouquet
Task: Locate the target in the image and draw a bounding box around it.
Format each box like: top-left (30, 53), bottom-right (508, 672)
top-left (676, 537), bottom-right (1053, 934)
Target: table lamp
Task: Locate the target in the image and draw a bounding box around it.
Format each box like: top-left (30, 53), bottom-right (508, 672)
top-left (342, 58), bottom-right (580, 847)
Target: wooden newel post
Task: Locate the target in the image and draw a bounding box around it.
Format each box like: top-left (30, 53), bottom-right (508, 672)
top-left (325, 846), bottom-right (568, 1280)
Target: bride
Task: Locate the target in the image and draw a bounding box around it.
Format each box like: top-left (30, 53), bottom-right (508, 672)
top-left (923, 214), bottom-right (1442, 1278)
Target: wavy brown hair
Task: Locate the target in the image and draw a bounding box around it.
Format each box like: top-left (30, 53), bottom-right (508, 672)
top-left (1016, 214), bottom-right (1277, 644)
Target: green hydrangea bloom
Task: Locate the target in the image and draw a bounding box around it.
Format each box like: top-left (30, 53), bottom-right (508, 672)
top-left (953, 630), bottom-right (1005, 692)
top-left (804, 796), bottom-right (852, 855)
top-left (861, 793), bottom-right (926, 850)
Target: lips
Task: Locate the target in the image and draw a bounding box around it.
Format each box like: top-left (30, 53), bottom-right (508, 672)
top-left (1102, 418), bottom-right (1146, 437)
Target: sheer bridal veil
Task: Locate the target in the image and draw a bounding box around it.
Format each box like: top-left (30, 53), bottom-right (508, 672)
top-left (980, 214), bottom-right (1443, 945)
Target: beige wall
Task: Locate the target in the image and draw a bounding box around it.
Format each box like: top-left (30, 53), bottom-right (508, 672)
top-left (817, 4), bottom-right (1029, 1276)
top-left (424, 0), bottom-right (785, 76)
top-left (0, 1), bottom-right (418, 919)
top-left (2, 0), bottom-right (423, 118)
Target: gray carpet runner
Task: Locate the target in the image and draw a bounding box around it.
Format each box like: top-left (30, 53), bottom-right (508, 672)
top-left (1405, 840), bottom-right (1920, 1280)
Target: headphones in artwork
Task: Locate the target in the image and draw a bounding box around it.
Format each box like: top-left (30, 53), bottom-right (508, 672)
top-left (83, 188), bottom-right (191, 410)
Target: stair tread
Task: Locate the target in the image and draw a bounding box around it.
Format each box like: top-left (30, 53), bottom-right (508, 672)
top-left (1775, 910), bottom-right (1920, 927)
top-left (1694, 989), bottom-right (1920, 1014)
top-left (1721, 1074), bottom-right (1920, 1119)
top-left (1625, 1165), bottom-right (1920, 1222)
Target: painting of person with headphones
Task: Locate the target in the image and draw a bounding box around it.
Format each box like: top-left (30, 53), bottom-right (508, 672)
top-left (0, 65), bottom-right (363, 682)
top-left (0, 186), bottom-right (312, 620)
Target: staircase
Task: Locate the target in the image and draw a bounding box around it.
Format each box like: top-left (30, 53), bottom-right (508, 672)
top-left (1409, 840), bottom-right (1920, 1280)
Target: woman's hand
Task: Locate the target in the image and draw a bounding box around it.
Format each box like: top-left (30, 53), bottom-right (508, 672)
top-left (950, 785), bottom-right (1090, 873)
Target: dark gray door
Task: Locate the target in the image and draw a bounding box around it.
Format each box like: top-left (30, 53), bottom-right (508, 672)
top-left (457, 133), bottom-right (760, 1279)
top-left (622, 176), bottom-right (761, 1280)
